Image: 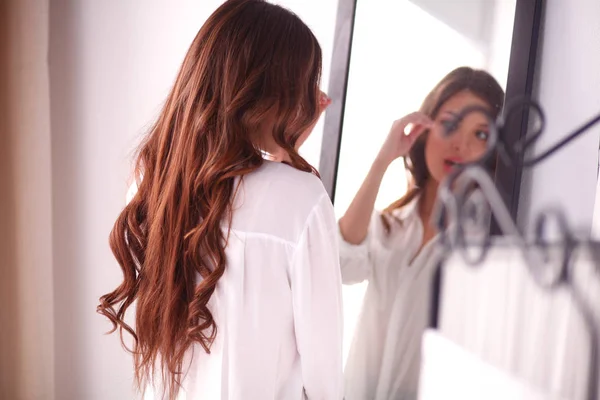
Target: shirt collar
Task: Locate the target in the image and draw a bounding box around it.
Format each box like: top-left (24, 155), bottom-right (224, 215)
top-left (390, 193), bottom-right (421, 222)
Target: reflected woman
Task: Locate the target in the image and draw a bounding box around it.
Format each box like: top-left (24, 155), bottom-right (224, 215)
top-left (338, 67), bottom-right (504, 400)
top-left (98, 1), bottom-right (343, 399)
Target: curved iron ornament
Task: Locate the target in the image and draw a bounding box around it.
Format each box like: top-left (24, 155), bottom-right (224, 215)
top-left (431, 98), bottom-right (600, 400)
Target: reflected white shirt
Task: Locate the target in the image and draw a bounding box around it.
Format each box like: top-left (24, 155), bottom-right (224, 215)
top-left (339, 197), bottom-right (439, 400)
top-left (142, 160), bottom-right (344, 400)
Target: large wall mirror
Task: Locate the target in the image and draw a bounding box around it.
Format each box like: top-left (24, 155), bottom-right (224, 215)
top-left (318, 0), bottom-right (543, 397)
top-left (321, 0), bottom-right (542, 214)
top-left (335, 0), bottom-right (517, 217)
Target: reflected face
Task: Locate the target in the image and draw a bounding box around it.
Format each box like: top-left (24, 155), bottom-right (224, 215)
top-left (425, 90), bottom-right (492, 183)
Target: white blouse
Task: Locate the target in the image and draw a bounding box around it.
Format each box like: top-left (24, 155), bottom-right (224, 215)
top-left (143, 160), bottom-right (344, 400)
top-left (339, 197), bottom-right (440, 400)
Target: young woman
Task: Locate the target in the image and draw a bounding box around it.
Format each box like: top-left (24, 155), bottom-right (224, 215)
top-left (339, 67), bottom-right (505, 400)
top-left (98, 1), bottom-right (343, 399)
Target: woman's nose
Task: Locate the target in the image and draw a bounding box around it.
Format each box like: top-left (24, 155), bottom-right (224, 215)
top-left (448, 130), bottom-right (467, 153)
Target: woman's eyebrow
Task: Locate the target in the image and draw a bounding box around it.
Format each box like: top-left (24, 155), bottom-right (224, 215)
top-left (441, 110), bottom-right (460, 118)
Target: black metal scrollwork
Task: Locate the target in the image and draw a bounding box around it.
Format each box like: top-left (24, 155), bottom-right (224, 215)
top-left (431, 98), bottom-right (600, 400)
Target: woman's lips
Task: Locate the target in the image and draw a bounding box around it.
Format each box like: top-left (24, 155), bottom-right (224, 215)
top-left (443, 158), bottom-right (464, 172)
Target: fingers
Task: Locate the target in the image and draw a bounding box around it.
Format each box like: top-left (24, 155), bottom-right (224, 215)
top-left (406, 123), bottom-right (428, 141)
top-left (402, 112), bottom-right (434, 130)
top-left (389, 112), bottom-right (433, 141)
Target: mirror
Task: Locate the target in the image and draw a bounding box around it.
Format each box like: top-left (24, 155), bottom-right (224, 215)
top-left (326, 1), bottom-right (524, 398)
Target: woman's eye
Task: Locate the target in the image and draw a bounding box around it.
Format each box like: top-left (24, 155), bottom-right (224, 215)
top-left (440, 119), bottom-right (458, 133)
top-left (475, 130), bottom-right (489, 141)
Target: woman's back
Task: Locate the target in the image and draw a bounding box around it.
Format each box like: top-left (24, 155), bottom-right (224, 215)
top-left (98, 1), bottom-right (343, 398)
top-left (173, 161), bottom-right (343, 399)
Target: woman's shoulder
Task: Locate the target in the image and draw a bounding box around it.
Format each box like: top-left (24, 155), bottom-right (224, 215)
top-left (369, 197), bottom-right (421, 237)
top-left (259, 160), bottom-right (324, 193)
top-left (244, 160), bottom-right (327, 205)
top-left (231, 161), bottom-right (331, 241)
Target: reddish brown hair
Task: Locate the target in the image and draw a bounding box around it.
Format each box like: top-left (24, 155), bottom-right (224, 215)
top-left (97, 1), bottom-right (322, 398)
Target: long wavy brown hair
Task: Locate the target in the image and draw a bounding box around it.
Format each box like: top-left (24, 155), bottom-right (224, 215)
top-left (384, 67), bottom-right (505, 216)
top-left (97, 1), bottom-right (322, 398)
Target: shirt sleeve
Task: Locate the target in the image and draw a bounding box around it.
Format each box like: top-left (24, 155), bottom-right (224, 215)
top-left (289, 194), bottom-right (344, 400)
top-left (337, 210), bottom-right (382, 285)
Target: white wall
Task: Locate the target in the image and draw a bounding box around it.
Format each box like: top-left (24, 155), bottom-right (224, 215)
top-left (48, 1), bottom-right (337, 399)
top-left (518, 0), bottom-right (600, 234)
top-left (487, 0), bottom-right (516, 84)
top-left (410, 0), bottom-right (493, 52)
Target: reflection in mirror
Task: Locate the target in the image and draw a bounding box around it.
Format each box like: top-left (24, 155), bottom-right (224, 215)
top-left (334, 1), bottom-right (516, 399)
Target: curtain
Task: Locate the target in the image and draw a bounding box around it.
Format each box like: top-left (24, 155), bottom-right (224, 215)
top-left (437, 241), bottom-right (600, 400)
top-left (0, 1), bottom-right (54, 399)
